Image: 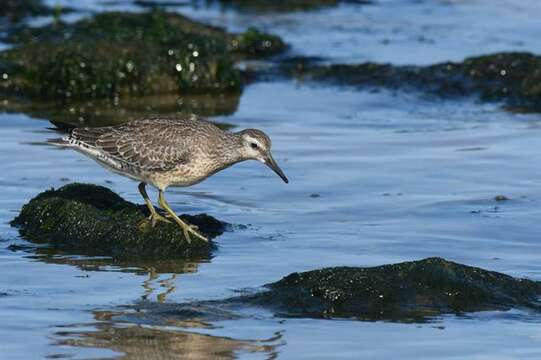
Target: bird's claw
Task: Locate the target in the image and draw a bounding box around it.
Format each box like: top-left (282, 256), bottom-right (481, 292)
top-left (138, 213), bottom-right (171, 230)
top-left (149, 213), bottom-right (172, 227)
top-left (181, 225), bottom-right (208, 243)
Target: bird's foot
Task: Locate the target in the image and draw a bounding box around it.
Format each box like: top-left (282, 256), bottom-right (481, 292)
top-left (138, 212), bottom-right (171, 230)
top-left (149, 212), bottom-right (172, 227)
top-left (177, 221), bottom-right (208, 243)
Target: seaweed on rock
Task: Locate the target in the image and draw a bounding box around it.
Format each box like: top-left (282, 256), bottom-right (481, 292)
top-left (292, 52), bottom-right (541, 112)
top-left (11, 183), bottom-right (226, 260)
top-left (246, 257), bottom-right (541, 319)
top-left (0, 10), bottom-right (286, 102)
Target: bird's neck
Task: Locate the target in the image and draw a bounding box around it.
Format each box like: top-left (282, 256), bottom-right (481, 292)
top-left (210, 132), bottom-right (246, 169)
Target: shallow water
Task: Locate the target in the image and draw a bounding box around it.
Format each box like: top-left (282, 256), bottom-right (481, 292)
top-left (3, 0), bottom-right (541, 359)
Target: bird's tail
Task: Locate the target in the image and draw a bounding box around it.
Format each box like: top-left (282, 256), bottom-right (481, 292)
top-left (46, 120), bottom-right (76, 147)
top-left (49, 120), bottom-right (76, 134)
top-left (46, 136), bottom-right (71, 147)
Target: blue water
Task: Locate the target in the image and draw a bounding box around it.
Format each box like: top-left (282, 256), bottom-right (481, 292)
top-left (1, 1), bottom-right (541, 358)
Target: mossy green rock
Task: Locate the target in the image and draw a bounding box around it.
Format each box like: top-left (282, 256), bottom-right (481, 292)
top-left (0, 0), bottom-right (52, 23)
top-left (11, 183), bottom-right (225, 260)
top-left (229, 27), bottom-right (287, 58)
top-left (240, 257), bottom-right (541, 320)
top-left (294, 52), bottom-right (541, 112)
top-left (215, 0), bottom-right (372, 13)
top-left (0, 11), bottom-right (285, 101)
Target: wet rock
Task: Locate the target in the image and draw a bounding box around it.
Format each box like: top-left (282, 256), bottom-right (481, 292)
top-left (11, 183), bottom-right (225, 260)
top-left (0, 10), bottom-right (285, 102)
top-left (0, 1), bottom-right (73, 35)
top-left (0, 0), bottom-right (55, 23)
top-left (133, 0), bottom-right (191, 8)
top-left (106, 258), bottom-right (541, 323)
top-left (229, 27), bottom-right (287, 58)
top-left (293, 52), bottom-right (541, 112)
top-left (214, 0), bottom-right (373, 13)
top-left (235, 257), bottom-right (541, 320)
top-left (494, 195), bottom-right (509, 201)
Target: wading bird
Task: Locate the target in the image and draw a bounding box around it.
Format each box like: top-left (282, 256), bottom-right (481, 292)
top-left (49, 116), bottom-right (288, 242)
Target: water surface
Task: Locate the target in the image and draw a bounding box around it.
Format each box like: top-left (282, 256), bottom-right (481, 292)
top-left (2, 0), bottom-right (541, 358)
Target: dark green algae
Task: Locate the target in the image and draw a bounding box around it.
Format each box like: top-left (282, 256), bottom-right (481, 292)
top-left (174, 257), bottom-right (541, 321)
top-left (292, 52), bottom-right (541, 112)
top-left (0, 10), bottom-right (286, 102)
top-left (11, 183), bottom-right (226, 260)
top-left (0, 0), bottom-right (60, 23)
top-left (212, 0), bottom-right (373, 13)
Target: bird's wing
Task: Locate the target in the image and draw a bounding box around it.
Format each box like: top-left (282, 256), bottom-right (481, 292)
top-left (72, 120), bottom-right (191, 171)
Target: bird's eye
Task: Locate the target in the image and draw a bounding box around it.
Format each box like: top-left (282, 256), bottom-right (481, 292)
top-left (250, 143), bottom-right (258, 149)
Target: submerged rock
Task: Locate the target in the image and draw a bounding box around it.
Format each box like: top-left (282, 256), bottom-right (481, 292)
top-left (0, 10), bottom-right (285, 102)
top-left (229, 27), bottom-right (287, 59)
top-left (11, 183), bottom-right (225, 260)
top-left (0, 0), bottom-right (55, 23)
top-left (293, 52), bottom-right (541, 112)
top-left (221, 257), bottom-right (541, 320)
top-left (214, 0), bottom-right (372, 13)
top-left (99, 258), bottom-right (540, 324)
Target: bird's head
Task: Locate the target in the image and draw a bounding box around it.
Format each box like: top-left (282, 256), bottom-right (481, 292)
top-left (238, 129), bottom-right (288, 183)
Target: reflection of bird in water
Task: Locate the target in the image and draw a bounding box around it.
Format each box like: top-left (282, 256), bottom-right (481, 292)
top-left (60, 312), bottom-right (283, 359)
top-left (142, 268), bottom-right (178, 303)
top-left (49, 116), bottom-right (288, 242)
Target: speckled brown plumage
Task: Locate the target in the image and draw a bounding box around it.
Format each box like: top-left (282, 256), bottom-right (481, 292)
top-left (65, 115), bottom-right (243, 189)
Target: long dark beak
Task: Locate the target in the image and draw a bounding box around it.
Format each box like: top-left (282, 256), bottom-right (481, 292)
top-left (264, 154), bottom-right (289, 183)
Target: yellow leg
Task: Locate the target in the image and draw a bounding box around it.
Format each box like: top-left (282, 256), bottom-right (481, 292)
top-left (138, 182), bottom-right (170, 227)
top-left (158, 189), bottom-right (208, 243)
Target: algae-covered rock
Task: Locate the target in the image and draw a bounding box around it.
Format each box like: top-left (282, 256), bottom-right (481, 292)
top-left (214, 0), bottom-right (372, 13)
top-left (0, 10), bottom-right (285, 102)
top-left (107, 258), bottom-right (541, 323)
top-left (0, 0), bottom-right (53, 22)
top-left (0, 0), bottom-right (72, 34)
top-left (11, 183), bottom-right (225, 260)
top-left (294, 52), bottom-right (541, 112)
top-left (229, 27), bottom-right (287, 58)
top-left (2, 11), bottom-right (238, 100)
top-left (236, 257), bottom-right (541, 320)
